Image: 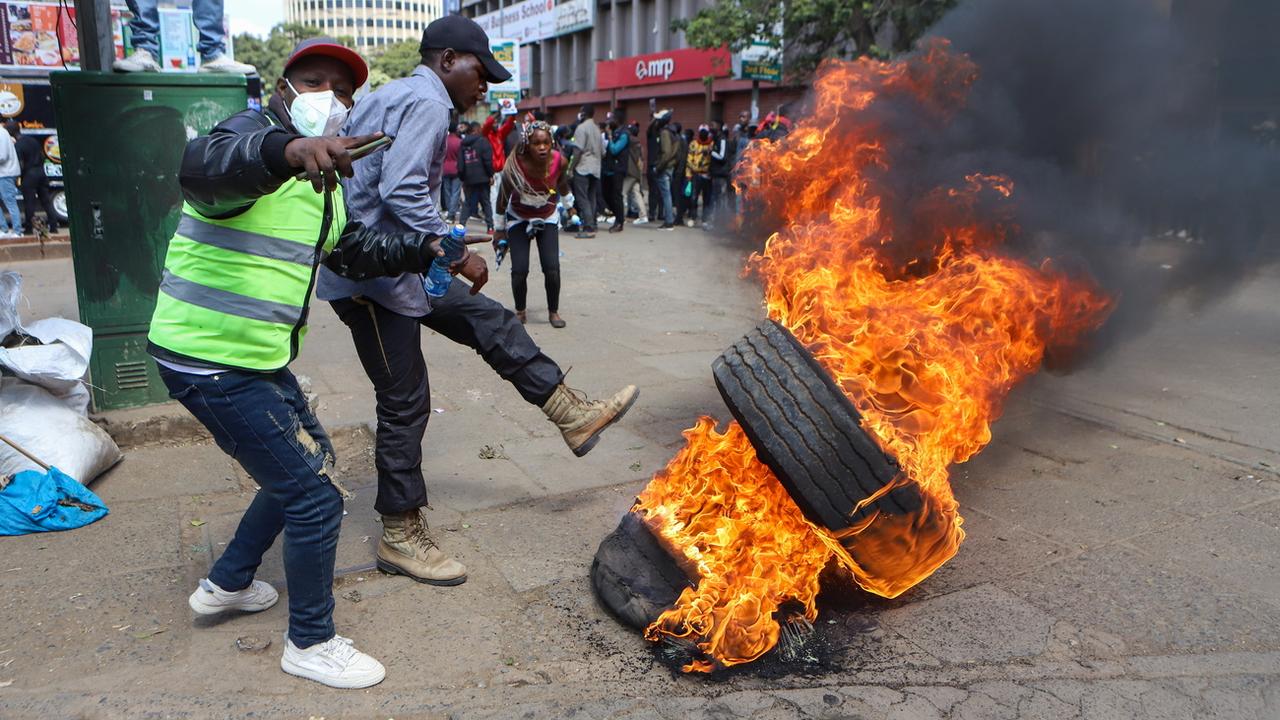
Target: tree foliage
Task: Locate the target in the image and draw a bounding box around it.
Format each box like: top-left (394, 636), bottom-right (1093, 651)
top-left (233, 23), bottom-right (353, 94)
top-left (366, 40), bottom-right (421, 89)
top-left (675, 0), bottom-right (957, 78)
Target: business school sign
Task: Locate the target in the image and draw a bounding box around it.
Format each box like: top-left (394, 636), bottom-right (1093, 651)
top-left (596, 47), bottom-right (731, 90)
top-left (473, 0), bottom-right (594, 45)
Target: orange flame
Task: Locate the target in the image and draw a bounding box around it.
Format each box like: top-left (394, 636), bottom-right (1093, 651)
top-left (634, 42), bottom-right (1113, 672)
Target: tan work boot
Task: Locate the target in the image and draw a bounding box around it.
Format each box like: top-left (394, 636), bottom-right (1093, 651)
top-left (542, 383), bottom-right (640, 457)
top-left (376, 510), bottom-right (467, 586)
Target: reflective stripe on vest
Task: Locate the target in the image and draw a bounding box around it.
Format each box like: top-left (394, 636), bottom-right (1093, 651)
top-left (148, 180), bottom-right (345, 371)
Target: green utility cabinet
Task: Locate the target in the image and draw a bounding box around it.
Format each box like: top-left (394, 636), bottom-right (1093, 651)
top-left (51, 72), bottom-right (247, 411)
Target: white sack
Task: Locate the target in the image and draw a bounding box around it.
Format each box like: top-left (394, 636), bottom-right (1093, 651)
top-left (0, 378), bottom-right (122, 484)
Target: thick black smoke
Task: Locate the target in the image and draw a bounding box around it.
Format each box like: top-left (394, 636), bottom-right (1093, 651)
top-left (904, 0), bottom-right (1278, 350)
top-left (742, 0), bottom-right (1279, 357)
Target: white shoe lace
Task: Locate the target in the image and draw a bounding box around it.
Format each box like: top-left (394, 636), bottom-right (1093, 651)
top-left (319, 636), bottom-right (358, 665)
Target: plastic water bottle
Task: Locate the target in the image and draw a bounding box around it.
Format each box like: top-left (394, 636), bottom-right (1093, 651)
top-left (495, 237), bottom-right (509, 268)
top-left (423, 224), bottom-right (466, 298)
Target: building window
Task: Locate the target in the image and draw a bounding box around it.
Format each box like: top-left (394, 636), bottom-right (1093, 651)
top-left (366, 17), bottom-right (374, 25)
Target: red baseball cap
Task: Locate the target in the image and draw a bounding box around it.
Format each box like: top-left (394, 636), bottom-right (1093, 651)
top-left (284, 37), bottom-right (369, 88)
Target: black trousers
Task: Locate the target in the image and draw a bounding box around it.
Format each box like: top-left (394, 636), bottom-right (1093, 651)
top-left (507, 220), bottom-right (561, 313)
top-left (646, 168), bottom-right (662, 221)
top-left (690, 175), bottom-right (713, 223)
top-left (330, 282), bottom-right (563, 514)
top-left (571, 173), bottom-right (599, 232)
top-left (461, 181), bottom-right (493, 230)
top-left (673, 175), bottom-right (690, 224)
top-left (21, 174), bottom-right (58, 233)
top-left (601, 173), bottom-right (626, 229)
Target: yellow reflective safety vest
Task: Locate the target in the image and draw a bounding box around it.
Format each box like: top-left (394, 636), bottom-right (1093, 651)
top-left (148, 181), bottom-right (346, 371)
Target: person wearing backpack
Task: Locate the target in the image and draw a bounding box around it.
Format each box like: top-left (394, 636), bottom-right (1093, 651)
top-left (600, 113), bottom-right (630, 233)
top-left (458, 122), bottom-right (495, 233)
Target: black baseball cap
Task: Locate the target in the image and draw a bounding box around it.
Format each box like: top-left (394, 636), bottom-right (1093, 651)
top-left (420, 15), bottom-right (512, 84)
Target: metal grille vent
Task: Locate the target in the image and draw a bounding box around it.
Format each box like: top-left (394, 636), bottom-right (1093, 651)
top-left (115, 361), bottom-right (149, 390)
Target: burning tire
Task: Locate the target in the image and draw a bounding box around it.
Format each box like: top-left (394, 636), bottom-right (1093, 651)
top-left (590, 511), bottom-right (691, 629)
top-left (712, 320), bottom-right (922, 529)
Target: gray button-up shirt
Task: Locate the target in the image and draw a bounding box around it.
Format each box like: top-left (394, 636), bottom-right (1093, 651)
top-left (572, 117), bottom-right (603, 177)
top-left (316, 65), bottom-right (452, 316)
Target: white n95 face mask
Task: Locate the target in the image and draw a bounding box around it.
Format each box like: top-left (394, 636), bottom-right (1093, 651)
top-left (286, 79), bottom-right (349, 137)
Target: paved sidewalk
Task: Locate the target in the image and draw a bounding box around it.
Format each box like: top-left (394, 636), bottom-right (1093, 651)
top-left (1, 228), bottom-right (1278, 719)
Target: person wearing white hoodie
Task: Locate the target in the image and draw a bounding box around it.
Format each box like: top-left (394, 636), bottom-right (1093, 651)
top-left (0, 129), bottom-right (20, 237)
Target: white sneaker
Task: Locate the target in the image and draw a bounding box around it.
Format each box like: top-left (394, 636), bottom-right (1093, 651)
top-left (113, 48), bottom-right (161, 73)
top-left (633, 218), bottom-right (650, 225)
top-left (188, 577), bottom-right (279, 615)
top-left (281, 635), bottom-right (386, 689)
top-left (199, 54), bottom-right (257, 75)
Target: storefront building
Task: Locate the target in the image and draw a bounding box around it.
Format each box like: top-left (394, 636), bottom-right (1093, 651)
top-left (460, 0), bottom-right (804, 127)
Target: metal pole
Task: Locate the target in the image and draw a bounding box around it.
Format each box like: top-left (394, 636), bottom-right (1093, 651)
top-left (73, 0), bottom-right (114, 71)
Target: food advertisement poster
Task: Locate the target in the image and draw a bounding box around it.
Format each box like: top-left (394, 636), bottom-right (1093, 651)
top-left (0, 1), bottom-right (125, 70)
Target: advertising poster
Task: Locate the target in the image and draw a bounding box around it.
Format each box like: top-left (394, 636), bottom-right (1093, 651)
top-left (0, 2), bottom-right (125, 71)
top-left (474, 0), bottom-right (595, 45)
top-left (486, 38), bottom-right (521, 115)
top-left (159, 8), bottom-right (196, 71)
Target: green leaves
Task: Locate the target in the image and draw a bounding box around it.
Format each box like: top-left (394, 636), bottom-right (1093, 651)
top-left (232, 23), bottom-right (353, 95)
top-left (367, 41), bottom-right (423, 89)
top-left (674, 0), bottom-right (958, 79)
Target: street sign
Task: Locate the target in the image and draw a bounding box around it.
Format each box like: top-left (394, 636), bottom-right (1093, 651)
top-left (487, 37), bottom-right (520, 114)
top-left (734, 40), bottom-right (781, 83)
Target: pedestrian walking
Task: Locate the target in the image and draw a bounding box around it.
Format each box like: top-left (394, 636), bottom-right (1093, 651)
top-left (6, 122), bottom-right (59, 235)
top-left (601, 114), bottom-right (629, 233)
top-left (148, 38), bottom-right (474, 689)
top-left (442, 122), bottom-right (464, 223)
top-left (316, 16), bottom-right (639, 595)
top-left (458, 122), bottom-right (495, 232)
top-left (0, 128), bottom-right (22, 237)
top-left (623, 122), bottom-right (648, 226)
top-left (114, 0), bottom-right (254, 73)
top-left (570, 104), bottom-right (603, 237)
top-left (494, 120), bottom-right (573, 326)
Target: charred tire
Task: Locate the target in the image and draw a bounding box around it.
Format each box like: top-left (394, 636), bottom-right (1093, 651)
top-left (590, 512), bottom-right (692, 629)
top-left (713, 320), bottom-right (922, 530)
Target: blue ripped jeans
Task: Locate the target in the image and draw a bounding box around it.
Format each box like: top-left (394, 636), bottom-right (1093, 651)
top-left (159, 365), bottom-right (341, 648)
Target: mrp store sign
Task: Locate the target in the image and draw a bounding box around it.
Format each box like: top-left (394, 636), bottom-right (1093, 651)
top-left (596, 47), bottom-right (731, 90)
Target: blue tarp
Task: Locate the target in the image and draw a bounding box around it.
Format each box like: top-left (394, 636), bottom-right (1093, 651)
top-left (0, 466), bottom-right (108, 536)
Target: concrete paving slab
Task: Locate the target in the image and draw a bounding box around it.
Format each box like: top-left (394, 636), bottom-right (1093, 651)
top-left (1133, 512), bottom-right (1280, 612)
top-left (92, 442), bottom-right (242, 500)
top-left (878, 584), bottom-right (1054, 664)
top-left (467, 482), bottom-right (642, 593)
top-left (1004, 543), bottom-right (1280, 655)
top-left (501, 427), bottom-right (665, 495)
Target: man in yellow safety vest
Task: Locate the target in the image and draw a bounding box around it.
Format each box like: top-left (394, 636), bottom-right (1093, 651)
top-left (147, 37), bottom-right (485, 689)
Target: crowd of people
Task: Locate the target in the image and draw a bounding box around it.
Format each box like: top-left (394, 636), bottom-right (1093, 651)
top-left (436, 103), bottom-right (793, 238)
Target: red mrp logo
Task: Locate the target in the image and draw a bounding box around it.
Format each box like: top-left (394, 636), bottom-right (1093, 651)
top-left (634, 57), bottom-right (675, 82)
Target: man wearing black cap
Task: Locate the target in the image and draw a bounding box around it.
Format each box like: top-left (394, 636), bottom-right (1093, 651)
top-left (318, 16), bottom-right (639, 589)
top-left (150, 38), bottom-right (484, 689)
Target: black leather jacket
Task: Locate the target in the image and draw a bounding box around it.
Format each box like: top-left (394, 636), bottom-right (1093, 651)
top-left (179, 108), bottom-right (442, 279)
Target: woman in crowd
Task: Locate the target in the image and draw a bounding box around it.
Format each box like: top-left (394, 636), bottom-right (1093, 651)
top-left (494, 120), bottom-right (574, 328)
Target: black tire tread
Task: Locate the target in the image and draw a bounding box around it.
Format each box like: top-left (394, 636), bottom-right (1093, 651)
top-left (712, 320), bottom-right (923, 530)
